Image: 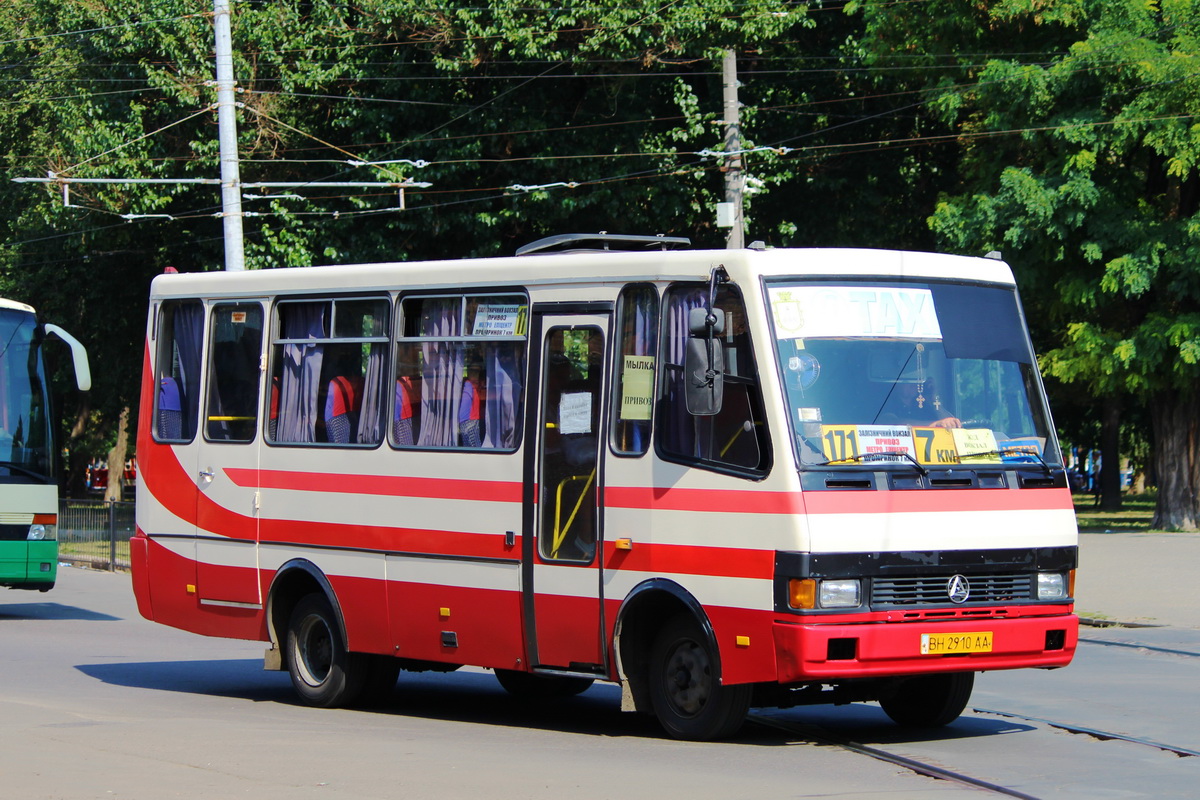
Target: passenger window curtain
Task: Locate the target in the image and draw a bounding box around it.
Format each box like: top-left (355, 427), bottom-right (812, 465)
top-left (417, 299), bottom-right (464, 447)
top-left (276, 304), bottom-right (325, 443)
top-left (357, 338), bottom-right (387, 445)
top-left (483, 343), bottom-right (522, 449)
top-left (173, 302), bottom-right (204, 440)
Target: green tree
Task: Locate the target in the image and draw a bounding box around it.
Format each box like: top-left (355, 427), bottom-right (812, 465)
top-left (0, 0), bottom-right (807, 491)
top-left (866, 0), bottom-right (1200, 528)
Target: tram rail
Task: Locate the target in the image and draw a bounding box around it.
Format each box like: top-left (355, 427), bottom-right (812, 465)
top-left (1078, 636), bottom-right (1200, 659)
top-left (972, 708), bottom-right (1200, 759)
top-left (747, 713), bottom-right (1041, 798)
top-left (749, 691), bottom-right (1200, 799)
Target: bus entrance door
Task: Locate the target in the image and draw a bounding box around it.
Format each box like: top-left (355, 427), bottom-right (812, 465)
top-left (194, 301), bottom-right (266, 609)
top-left (523, 310), bottom-right (609, 672)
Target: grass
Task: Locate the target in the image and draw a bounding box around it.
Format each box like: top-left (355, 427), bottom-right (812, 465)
top-left (57, 539), bottom-right (131, 569)
top-left (1073, 490), bottom-right (1158, 533)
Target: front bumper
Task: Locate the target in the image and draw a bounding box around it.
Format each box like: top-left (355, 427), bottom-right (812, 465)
top-left (772, 608), bottom-right (1078, 682)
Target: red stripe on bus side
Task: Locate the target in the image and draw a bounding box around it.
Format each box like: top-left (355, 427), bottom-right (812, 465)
top-left (604, 485), bottom-right (806, 515)
top-left (258, 518), bottom-right (519, 558)
top-left (227, 468), bottom-right (524, 504)
top-left (603, 541), bottom-right (773, 580)
top-left (257, 518), bottom-right (771, 581)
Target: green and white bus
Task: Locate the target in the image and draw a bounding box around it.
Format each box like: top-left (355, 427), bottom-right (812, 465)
top-left (0, 298), bottom-right (90, 593)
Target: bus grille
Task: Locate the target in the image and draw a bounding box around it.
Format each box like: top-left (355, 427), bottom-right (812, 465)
top-left (871, 573), bottom-right (1034, 607)
top-left (0, 524), bottom-right (29, 541)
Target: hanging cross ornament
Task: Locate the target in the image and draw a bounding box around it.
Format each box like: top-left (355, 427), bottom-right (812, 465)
top-left (915, 344), bottom-right (926, 409)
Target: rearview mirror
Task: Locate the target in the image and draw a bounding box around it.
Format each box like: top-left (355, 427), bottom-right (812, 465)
top-left (684, 307), bottom-right (724, 415)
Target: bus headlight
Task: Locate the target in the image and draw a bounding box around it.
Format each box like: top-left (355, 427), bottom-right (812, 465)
top-left (818, 579), bottom-right (862, 608)
top-left (28, 524), bottom-right (56, 541)
top-left (1037, 571), bottom-right (1067, 600)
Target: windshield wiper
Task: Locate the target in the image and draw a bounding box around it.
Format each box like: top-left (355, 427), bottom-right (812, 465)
top-left (818, 450), bottom-right (928, 477)
top-left (0, 461), bottom-right (53, 483)
top-left (960, 448), bottom-right (1054, 476)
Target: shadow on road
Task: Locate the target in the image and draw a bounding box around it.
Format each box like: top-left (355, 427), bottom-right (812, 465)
top-left (74, 656), bottom-right (1036, 746)
top-left (0, 602), bottom-right (120, 622)
top-left (77, 659), bottom-right (293, 701)
top-left (76, 657), bottom-right (660, 737)
top-left (753, 702), bottom-right (1037, 746)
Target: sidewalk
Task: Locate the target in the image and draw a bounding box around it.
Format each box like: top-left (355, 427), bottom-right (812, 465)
top-left (1074, 531), bottom-right (1200, 629)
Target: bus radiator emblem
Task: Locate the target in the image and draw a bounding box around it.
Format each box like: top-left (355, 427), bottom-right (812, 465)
top-left (947, 575), bottom-right (971, 604)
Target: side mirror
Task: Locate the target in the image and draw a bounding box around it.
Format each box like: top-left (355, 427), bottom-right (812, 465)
top-left (684, 307), bottom-right (724, 415)
top-left (43, 324), bottom-right (92, 392)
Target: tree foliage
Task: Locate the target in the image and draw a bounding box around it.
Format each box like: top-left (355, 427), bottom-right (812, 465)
top-left (6, 1), bottom-right (1200, 525)
top-left (859, 0), bottom-right (1200, 526)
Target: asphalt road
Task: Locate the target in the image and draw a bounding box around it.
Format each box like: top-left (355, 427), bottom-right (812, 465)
top-left (1073, 531), bottom-right (1200, 628)
top-left (2, 548), bottom-right (1198, 799)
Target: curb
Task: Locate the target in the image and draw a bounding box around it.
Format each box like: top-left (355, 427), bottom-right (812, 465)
top-left (1078, 615), bottom-right (1161, 629)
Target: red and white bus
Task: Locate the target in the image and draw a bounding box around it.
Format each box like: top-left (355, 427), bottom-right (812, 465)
top-left (131, 234), bottom-right (1077, 740)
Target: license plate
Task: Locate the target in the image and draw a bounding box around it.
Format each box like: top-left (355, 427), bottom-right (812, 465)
top-left (920, 631), bottom-right (993, 655)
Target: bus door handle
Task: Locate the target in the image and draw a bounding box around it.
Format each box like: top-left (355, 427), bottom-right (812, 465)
top-left (199, 468), bottom-right (215, 483)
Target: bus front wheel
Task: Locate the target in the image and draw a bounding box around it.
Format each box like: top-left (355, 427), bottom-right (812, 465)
top-left (879, 671), bottom-right (974, 727)
top-left (285, 593), bottom-right (366, 708)
top-left (648, 615), bottom-right (751, 741)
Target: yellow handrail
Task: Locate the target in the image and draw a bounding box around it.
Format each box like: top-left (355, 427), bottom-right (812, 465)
top-left (551, 469), bottom-right (595, 558)
top-left (719, 420), bottom-right (761, 458)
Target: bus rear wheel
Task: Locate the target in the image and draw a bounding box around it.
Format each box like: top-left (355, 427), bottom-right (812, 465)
top-left (648, 615), bottom-right (751, 741)
top-left (879, 671), bottom-right (974, 727)
top-left (285, 593), bottom-right (366, 708)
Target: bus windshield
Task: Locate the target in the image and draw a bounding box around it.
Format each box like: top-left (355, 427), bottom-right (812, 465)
top-left (0, 307), bottom-right (53, 482)
top-left (767, 279), bottom-right (1061, 470)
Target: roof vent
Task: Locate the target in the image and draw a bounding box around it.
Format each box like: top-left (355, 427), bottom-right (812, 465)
top-left (984, 250), bottom-right (1003, 260)
top-left (516, 232), bottom-right (691, 256)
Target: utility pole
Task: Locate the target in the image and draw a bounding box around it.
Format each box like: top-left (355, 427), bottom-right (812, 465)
top-left (721, 49), bottom-right (744, 250)
top-left (214, 0), bottom-right (245, 270)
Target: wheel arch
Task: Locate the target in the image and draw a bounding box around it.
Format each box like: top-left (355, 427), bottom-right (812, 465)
top-left (613, 578), bottom-right (718, 713)
top-left (266, 559), bottom-right (348, 655)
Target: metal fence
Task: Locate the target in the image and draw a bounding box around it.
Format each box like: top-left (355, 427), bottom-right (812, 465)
top-left (58, 499), bottom-right (136, 571)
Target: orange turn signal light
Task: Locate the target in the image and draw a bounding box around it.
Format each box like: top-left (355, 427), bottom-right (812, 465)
top-left (788, 578), bottom-right (817, 610)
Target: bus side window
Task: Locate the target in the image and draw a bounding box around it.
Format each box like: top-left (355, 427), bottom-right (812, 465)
top-left (611, 283), bottom-right (657, 456)
top-left (204, 303), bottom-right (264, 443)
top-left (394, 293), bottom-right (527, 451)
top-left (154, 300), bottom-right (203, 443)
top-left (269, 297), bottom-right (389, 446)
top-left (658, 284), bottom-right (770, 475)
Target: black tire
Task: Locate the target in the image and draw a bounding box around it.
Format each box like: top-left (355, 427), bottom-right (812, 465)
top-left (648, 615), bottom-right (751, 741)
top-left (494, 669), bottom-right (594, 698)
top-left (285, 593), bottom-right (366, 708)
top-left (879, 671), bottom-right (975, 727)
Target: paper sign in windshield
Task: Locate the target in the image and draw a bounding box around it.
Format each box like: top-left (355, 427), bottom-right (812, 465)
top-left (912, 427), bottom-right (961, 465)
top-left (620, 355), bottom-right (655, 420)
top-left (952, 428), bottom-right (1002, 463)
top-left (821, 424), bottom-right (916, 464)
top-left (997, 437), bottom-right (1045, 462)
top-left (818, 424), bottom-right (1026, 466)
top-left (472, 304), bottom-right (528, 337)
top-left (770, 286), bottom-right (942, 340)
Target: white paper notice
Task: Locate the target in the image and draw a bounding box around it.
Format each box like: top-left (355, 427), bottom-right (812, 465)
top-left (559, 392), bottom-right (593, 435)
